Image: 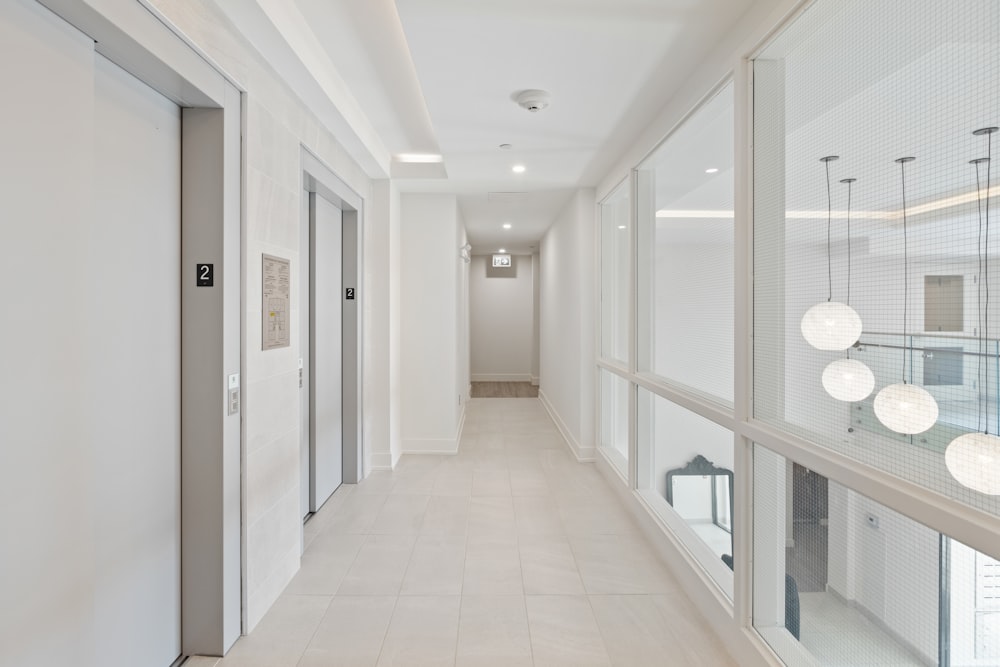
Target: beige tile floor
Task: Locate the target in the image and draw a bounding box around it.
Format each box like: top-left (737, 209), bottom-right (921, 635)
top-left (194, 398), bottom-right (735, 667)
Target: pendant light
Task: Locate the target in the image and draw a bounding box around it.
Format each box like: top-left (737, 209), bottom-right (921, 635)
top-left (801, 156), bottom-right (863, 350)
top-left (946, 127), bottom-right (1000, 495)
top-left (823, 177), bottom-right (875, 401)
top-left (874, 157), bottom-right (939, 435)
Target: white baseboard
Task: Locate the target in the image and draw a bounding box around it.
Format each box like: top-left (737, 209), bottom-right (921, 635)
top-left (538, 389), bottom-right (595, 462)
top-left (471, 373), bottom-right (531, 382)
top-left (401, 407), bottom-right (465, 456)
top-left (368, 451), bottom-right (394, 471)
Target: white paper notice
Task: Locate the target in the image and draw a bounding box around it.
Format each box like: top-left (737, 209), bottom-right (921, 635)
top-left (262, 254), bottom-right (290, 350)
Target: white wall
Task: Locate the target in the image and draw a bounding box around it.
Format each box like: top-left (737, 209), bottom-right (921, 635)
top-left (826, 483), bottom-right (940, 664)
top-left (368, 180), bottom-right (400, 470)
top-left (147, 0), bottom-right (376, 631)
top-left (400, 193), bottom-right (467, 453)
top-left (531, 253), bottom-right (541, 383)
top-left (469, 254), bottom-right (535, 381)
top-left (540, 189), bottom-right (597, 460)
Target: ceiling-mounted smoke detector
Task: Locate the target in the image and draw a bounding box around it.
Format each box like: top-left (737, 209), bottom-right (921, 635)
top-left (515, 89), bottom-right (551, 113)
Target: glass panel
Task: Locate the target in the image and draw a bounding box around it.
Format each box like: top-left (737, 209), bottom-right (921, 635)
top-left (600, 182), bottom-right (630, 363)
top-left (637, 82), bottom-right (734, 406)
top-left (599, 369), bottom-right (629, 475)
top-left (752, 0), bottom-right (1000, 517)
top-left (637, 388), bottom-right (734, 598)
top-left (753, 443), bottom-right (942, 665)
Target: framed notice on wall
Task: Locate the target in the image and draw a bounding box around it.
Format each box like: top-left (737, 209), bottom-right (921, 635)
top-left (262, 254), bottom-right (290, 350)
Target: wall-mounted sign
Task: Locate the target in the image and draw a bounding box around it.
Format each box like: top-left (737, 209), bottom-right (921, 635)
top-left (262, 254), bottom-right (290, 350)
top-left (346, 288), bottom-right (355, 300)
top-left (196, 263), bottom-right (213, 286)
top-left (492, 254), bottom-right (512, 268)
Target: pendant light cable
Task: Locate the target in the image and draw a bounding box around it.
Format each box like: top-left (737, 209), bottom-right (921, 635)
top-left (896, 157), bottom-right (915, 384)
top-left (973, 126), bottom-right (997, 433)
top-left (841, 178), bottom-right (856, 306)
top-left (821, 156), bottom-right (839, 303)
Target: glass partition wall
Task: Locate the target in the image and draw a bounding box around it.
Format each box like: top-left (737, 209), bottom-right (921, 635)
top-left (593, 0), bottom-right (1000, 664)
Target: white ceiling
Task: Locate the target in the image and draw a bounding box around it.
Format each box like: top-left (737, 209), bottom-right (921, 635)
top-left (230, 0), bottom-right (759, 253)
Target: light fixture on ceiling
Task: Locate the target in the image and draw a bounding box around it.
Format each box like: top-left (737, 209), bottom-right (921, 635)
top-left (395, 153), bottom-right (443, 163)
top-left (498, 248), bottom-right (506, 253)
top-left (800, 156), bottom-right (863, 351)
top-left (512, 165), bottom-right (526, 174)
top-left (822, 177), bottom-right (875, 402)
top-left (617, 225), bottom-right (626, 230)
top-left (503, 223), bottom-right (512, 229)
top-left (705, 167), bottom-right (719, 174)
top-left (946, 127), bottom-right (1000, 495)
top-left (874, 156), bottom-right (938, 435)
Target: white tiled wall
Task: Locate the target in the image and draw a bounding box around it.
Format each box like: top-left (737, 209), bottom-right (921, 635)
top-left (148, 0), bottom-right (385, 630)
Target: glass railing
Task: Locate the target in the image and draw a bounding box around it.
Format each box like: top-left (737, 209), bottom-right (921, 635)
top-left (850, 331), bottom-right (999, 453)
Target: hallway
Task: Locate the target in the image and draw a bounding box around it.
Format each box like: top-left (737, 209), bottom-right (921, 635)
top-left (199, 398), bottom-right (734, 667)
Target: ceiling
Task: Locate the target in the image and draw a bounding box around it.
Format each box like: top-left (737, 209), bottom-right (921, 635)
top-left (215, 0), bottom-right (760, 254)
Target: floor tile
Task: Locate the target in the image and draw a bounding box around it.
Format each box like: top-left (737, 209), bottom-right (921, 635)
top-left (297, 596), bottom-right (396, 667)
top-left (456, 595), bottom-right (533, 667)
top-left (525, 595), bottom-right (611, 667)
top-left (401, 535), bottom-right (467, 596)
top-left (337, 534), bottom-right (416, 596)
top-left (519, 535), bottom-right (584, 595)
top-left (375, 596), bottom-right (461, 667)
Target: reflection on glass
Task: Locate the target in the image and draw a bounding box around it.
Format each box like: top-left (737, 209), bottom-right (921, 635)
top-left (636, 82), bottom-right (734, 406)
top-left (638, 388), bottom-right (734, 599)
top-left (665, 455), bottom-right (734, 557)
top-left (598, 369), bottom-right (629, 475)
top-left (600, 183), bottom-right (629, 362)
top-left (751, 443), bottom-right (1000, 666)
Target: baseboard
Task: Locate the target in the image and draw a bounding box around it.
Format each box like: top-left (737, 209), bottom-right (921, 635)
top-left (530, 375), bottom-right (539, 386)
top-left (593, 454), bottom-right (785, 667)
top-left (401, 407), bottom-right (465, 456)
top-left (471, 373), bottom-right (531, 382)
top-left (368, 451), bottom-right (393, 471)
top-left (538, 389), bottom-right (595, 462)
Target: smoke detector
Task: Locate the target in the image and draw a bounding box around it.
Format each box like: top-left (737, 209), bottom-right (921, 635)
top-left (515, 89), bottom-right (551, 113)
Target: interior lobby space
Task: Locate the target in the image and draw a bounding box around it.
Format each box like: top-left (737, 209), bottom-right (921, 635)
top-left (2, 1), bottom-right (999, 666)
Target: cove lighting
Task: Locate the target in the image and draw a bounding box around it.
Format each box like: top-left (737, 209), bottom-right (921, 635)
top-left (395, 153), bottom-right (443, 164)
top-left (512, 165), bottom-right (526, 174)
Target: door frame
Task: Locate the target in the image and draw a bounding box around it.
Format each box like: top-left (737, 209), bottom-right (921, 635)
top-left (37, 0), bottom-right (245, 657)
top-left (301, 148), bottom-right (365, 488)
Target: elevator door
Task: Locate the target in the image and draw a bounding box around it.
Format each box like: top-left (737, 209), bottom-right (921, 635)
top-left (92, 55), bottom-right (182, 665)
top-left (308, 192), bottom-right (344, 512)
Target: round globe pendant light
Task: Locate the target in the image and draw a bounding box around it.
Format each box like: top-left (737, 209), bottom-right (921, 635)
top-left (946, 433), bottom-right (1000, 496)
top-left (823, 358), bottom-right (875, 402)
top-left (801, 302), bottom-right (863, 351)
top-left (945, 127), bottom-right (1000, 494)
top-left (874, 157), bottom-right (939, 434)
top-left (801, 156), bottom-right (862, 351)
top-left (874, 382), bottom-right (939, 435)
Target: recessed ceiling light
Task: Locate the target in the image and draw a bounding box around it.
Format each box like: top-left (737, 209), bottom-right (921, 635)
top-left (395, 153), bottom-right (444, 164)
top-left (498, 248), bottom-right (506, 253)
top-left (512, 165), bottom-right (526, 174)
top-left (617, 225), bottom-right (626, 230)
top-left (705, 167), bottom-right (719, 174)
top-left (503, 223), bottom-right (512, 229)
